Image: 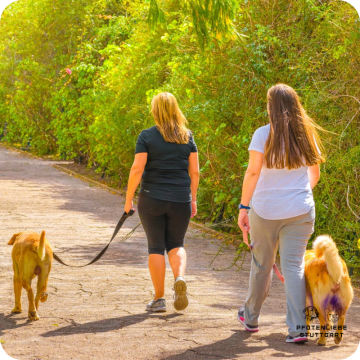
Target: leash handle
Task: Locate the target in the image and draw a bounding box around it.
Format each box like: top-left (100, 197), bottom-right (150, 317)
top-left (53, 209), bottom-right (136, 268)
top-left (242, 230), bottom-right (284, 284)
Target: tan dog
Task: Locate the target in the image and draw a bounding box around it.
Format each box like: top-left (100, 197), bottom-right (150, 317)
top-left (305, 235), bottom-right (354, 346)
top-left (8, 231), bottom-right (53, 321)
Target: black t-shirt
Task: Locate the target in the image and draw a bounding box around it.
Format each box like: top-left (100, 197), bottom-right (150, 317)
top-left (135, 126), bottom-right (198, 202)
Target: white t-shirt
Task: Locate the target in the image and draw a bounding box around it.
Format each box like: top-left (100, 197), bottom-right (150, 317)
top-left (248, 124), bottom-right (315, 220)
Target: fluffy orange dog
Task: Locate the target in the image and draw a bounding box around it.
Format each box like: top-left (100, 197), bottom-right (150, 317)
top-left (305, 235), bottom-right (354, 346)
top-left (8, 231), bottom-right (53, 321)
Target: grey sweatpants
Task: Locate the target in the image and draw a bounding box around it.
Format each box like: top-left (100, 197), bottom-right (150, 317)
top-left (244, 206), bottom-right (315, 337)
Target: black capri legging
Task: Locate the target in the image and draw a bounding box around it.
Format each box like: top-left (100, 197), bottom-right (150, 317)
top-left (137, 192), bottom-right (192, 255)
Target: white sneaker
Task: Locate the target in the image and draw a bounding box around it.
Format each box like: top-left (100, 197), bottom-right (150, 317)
top-left (146, 298), bottom-right (166, 312)
top-left (173, 276), bottom-right (188, 311)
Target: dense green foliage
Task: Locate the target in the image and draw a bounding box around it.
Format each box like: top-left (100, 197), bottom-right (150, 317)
top-left (1, 0), bottom-right (359, 271)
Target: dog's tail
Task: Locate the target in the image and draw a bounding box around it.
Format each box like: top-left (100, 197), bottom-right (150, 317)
top-left (8, 233), bottom-right (22, 245)
top-left (37, 230), bottom-right (46, 261)
top-left (313, 235), bottom-right (343, 283)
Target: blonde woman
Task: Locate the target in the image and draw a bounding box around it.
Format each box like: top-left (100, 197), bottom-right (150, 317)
top-left (124, 92), bottom-right (199, 312)
top-left (237, 84), bottom-right (324, 343)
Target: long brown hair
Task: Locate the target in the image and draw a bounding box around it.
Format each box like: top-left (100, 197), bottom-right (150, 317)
top-left (264, 84), bottom-right (325, 170)
top-left (151, 92), bottom-right (190, 144)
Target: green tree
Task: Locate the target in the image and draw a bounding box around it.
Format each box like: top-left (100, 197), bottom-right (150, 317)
top-left (0, 0), bottom-right (359, 272)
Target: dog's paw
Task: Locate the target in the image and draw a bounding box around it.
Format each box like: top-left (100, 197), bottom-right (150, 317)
top-left (40, 292), bottom-right (48, 302)
top-left (334, 336), bottom-right (343, 345)
top-left (317, 338), bottom-right (326, 346)
top-left (11, 307), bottom-right (22, 313)
top-left (28, 311), bottom-right (39, 321)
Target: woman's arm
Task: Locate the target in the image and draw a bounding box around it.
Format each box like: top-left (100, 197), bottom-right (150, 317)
top-left (124, 153), bottom-right (148, 213)
top-left (308, 164), bottom-right (320, 189)
top-left (188, 152), bottom-right (200, 218)
top-left (240, 151), bottom-right (263, 206)
top-left (238, 150), bottom-right (263, 233)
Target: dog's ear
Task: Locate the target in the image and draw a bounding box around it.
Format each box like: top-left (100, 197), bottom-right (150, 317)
top-left (8, 233), bottom-right (22, 245)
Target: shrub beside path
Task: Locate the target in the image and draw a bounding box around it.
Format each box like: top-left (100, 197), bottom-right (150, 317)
top-left (0, 146), bottom-right (359, 360)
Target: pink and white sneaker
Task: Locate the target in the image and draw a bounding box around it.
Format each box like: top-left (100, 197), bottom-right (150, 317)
top-left (237, 306), bottom-right (259, 332)
top-left (286, 335), bottom-right (308, 343)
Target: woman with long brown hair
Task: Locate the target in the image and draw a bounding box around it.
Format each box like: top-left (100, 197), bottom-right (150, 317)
top-left (237, 84), bottom-right (324, 343)
top-left (124, 92), bottom-right (199, 312)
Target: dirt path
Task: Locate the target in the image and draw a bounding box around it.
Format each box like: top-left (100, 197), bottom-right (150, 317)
top-left (0, 145), bottom-right (359, 360)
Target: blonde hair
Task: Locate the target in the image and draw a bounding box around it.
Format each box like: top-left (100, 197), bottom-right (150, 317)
top-left (151, 92), bottom-right (190, 144)
top-left (264, 83), bottom-right (325, 170)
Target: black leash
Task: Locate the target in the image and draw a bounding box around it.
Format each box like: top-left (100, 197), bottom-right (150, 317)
top-left (53, 209), bottom-right (140, 267)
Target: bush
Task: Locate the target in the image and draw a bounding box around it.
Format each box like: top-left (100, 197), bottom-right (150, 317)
top-left (0, 0), bottom-right (359, 272)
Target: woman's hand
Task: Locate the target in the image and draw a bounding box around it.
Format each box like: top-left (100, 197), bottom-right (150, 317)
top-left (191, 200), bottom-right (197, 218)
top-left (238, 209), bottom-right (250, 232)
top-left (124, 199), bottom-right (133, 214)
top-left (238, 209), bottom-right (250, 246)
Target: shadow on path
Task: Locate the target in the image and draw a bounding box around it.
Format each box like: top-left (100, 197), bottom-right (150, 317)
top-left (0, 313), bottom-right (31, 336)
top-left (160, 331), bottom-right (339, 359)
top-left (41, 312), bottom-right (182, 337)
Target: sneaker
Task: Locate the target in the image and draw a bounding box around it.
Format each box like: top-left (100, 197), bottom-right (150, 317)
top-left (286, 335), bottom-right (308, 343)
top-left (146, 298), bottom-right (166, 312)
top-left (173, 276), bottom-right (188, 311)
top-left (237, 306), bottom-right (259, 332)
